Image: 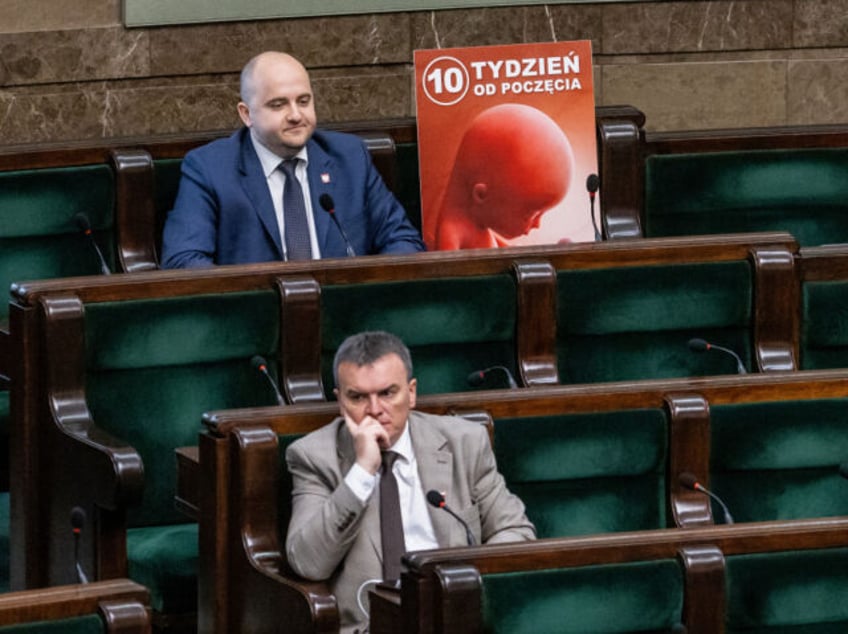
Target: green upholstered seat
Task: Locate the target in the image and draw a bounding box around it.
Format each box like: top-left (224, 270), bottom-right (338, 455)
top-left (481, 559), bottom-right (685, 633)
top-left (726, 547), bottom-right (848, 633)
top-left (557, 261), bottom-right (752, 383)
top-left (0, 615), bottom-right (105, 633)
top-left (0, 164), bottom-right (116, 323)
top-left (801, 279), bottom-right (848, 369)
top-left (82, 290), bottom-right (283, 618)
top-left (320, 274), bottom-right (518, 397)
top-left (709, 398), bottom-right (848, 523)
top-left (645, 148), bottom-right (848, 247)
top-left (494, 409), bottom-right (669, 537)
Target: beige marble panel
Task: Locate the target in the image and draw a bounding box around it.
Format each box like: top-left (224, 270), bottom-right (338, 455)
top-left (794, 0), bottom-right (848, 48)
top-left (788, 57), bottom-right (848, 124)
top-left (602, 0), bottom-right (794, 54)
top-left (0, 27), bottom-right (149, 87)
top-left (0, 0), bottom-right (120, 34)
top-left (602, 59), bottom-right (787, 131)
top-left (147, 13), bottom-right (411, 76)
top-left (410, 5), bottom-right (600, 51)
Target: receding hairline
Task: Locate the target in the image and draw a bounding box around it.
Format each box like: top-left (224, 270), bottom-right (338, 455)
top-left (239, 51), bottom-right (310, 105)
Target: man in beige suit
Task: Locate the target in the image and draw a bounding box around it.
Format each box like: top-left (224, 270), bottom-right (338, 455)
top-left (286, 331), bottom-right (535, 633)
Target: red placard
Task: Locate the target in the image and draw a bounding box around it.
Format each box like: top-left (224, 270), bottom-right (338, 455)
top-left (415, 40), bottom-right (598, 250)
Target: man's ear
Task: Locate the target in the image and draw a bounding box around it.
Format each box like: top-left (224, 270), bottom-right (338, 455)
top-left (472, 183), bottom-right (488, 205)
top-left (237, 101), bottom-right (252, 127)
top-left (408, 378), bottom-right (417, 409)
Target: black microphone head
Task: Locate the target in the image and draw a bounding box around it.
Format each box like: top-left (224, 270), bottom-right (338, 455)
top-left (679, 472), bottom-right (700, 490)
top-left (426, 489), bottom-right (445, 508)
top-left (70, 506), bottom-right (86, 531)
top-left (250, 355), bottom-right (268, 372)
top-left (687, 337), bottom-right (709, 353)
top-left (586, 173), bottom-right (600, 194)
top-left (73, 212), bottom-right (92, 232)
top-left (319, 193), bottom-right (335, 213)
top-left (467, 370), bottom-right (486, 387)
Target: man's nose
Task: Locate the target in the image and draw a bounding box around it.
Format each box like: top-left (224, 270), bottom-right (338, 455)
top-left (365, 394), bottom-right (382, 415)
top-left (288, 104), bottom-right (302, 120)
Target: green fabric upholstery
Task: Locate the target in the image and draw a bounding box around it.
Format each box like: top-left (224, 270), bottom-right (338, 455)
top-left (153, 158), bottom-right (184, 257)
top-left (645, 149), bottom-right (848, 247)
top-left (80, 290), bottom-right (281, 617)
top-left (0, 165), bottom-right (115, 321)
top-left (710, 399), bottom-right (848, 522)
top-left (726, 547), bottom-right (848, 633)
top-left (557, 261), bottom-right (752, 383)
top-left (801, 280), bottom-right (848, 369)
top-left (481, 559), bottom-right (684, 633)
top-left (0, 615), bottom-right (104, 633)
top-left (127, 524), bottom-right (198, 614)
top-left (494, 409), bottom-right (669, 537)
top-left (0, 492), bottom-right (8, 593)
top-left (395, 142), bottom-right (422, 232)
top-left (320, 275), bottom-right (518, 396)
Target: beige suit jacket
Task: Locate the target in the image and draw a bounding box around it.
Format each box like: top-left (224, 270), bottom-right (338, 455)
top-left (285, 410), bottom-right (536, 633)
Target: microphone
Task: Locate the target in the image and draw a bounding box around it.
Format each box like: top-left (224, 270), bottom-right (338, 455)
top-left (679, 472), bottom-right (734, 525)
top-left (687, 337), bottom-right (747, 374)
top-left (73, 212), bottom-right (111, 275)
top-left (467, 365), bottom-right (518, 389)
top-left (838, 463), bottom-right (848, 479)
top-left (319, 193), bottom-right (356, 257)
top-left (70, 506), bottom-right (90, 584)
top-left (250, 355), bottom-right (285, 406)
top-left (426, 490), bottom-right (476, 546)
top-left (586, 173), bottom-right (601, 241)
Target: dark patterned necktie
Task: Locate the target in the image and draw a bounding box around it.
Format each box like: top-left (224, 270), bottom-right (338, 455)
top-left (279, 159), bottom-right (311, 260)
top-left (380, 451), bottom-right (405, 582)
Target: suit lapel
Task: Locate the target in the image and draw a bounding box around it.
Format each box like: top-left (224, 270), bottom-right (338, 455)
top-left (237, 130), bottom-right (284, 259)
top-left (408, 413), bottom-right (457, 546)
top-left (305, 139), bottom-right (336, 254)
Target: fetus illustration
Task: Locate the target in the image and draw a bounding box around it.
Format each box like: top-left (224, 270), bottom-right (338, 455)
top-left (432, 103), bottom-right (574, 250)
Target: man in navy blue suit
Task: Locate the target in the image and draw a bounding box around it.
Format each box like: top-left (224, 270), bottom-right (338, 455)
top-left (161, 51), bottom-right (425, 268)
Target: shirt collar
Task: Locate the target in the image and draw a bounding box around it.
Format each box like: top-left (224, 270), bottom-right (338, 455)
top-left (248, 130), bottom-right (309, 178)
top-left (388, 421), bottom-right (414, 464)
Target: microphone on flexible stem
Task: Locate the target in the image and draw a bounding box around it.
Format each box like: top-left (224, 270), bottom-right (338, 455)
top-left (319, 193), bottom-right (356, 257)
top-left (467, 365), bottom-right (518, 389)
top-left (426, 490), bottom-right (476, 546)
top-left (679, 472), bottom-right (734, 525)
top-left (250, 355), bottom-right (285, 406)
top-left (70, 506), bottom-right (90, 584)
top-left (687, 337), bottom-right (747, 374)
top-left (586, 173), bottom-right (601, 242)
top-left (74, 212), bottom-right (111, 275)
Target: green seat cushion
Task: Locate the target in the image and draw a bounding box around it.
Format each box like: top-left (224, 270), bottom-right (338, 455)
top-left (0, 165), bottom-right (116, 321)
top-left (801, 280), bottom-right (848, 369)
top-left (557, 261), bottom-right (752, 383)
top-left (495, 409), bottom-right (669, 537)
top-left (726, 547), bottom-right (848, 632)
top-left (710, 399), bottom-right (848, 522)
top-left (321, 275), bottom-right (518, 396)
top-left (127, 523), bottom-right (197, 615)
top-left (0, 615), bottom-right (105, 633)
top-left (482, 559), bottom-right (684, 633)
top-left (645, 148), bottom-right (848, 247)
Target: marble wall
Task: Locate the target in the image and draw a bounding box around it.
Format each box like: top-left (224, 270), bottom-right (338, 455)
top-left (2, 0), bottom-right (848, 144)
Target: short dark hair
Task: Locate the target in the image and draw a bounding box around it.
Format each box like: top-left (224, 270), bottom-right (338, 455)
top-left (333, 331), bottom-right (413, 386)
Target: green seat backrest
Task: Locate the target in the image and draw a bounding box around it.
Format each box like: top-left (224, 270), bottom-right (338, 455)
top-left (482, 558), bottom-right (685, 633)
top-left (801, 279), bottom-right (848, 369)
top-left (645, 148), bottom-right (848, 247)
top-left (494, 409), bottom-right (669, 537)
top-left (153, 158), bottom-right (184, 257)
top-left (0, 165), bottom-right (115, 322)
top-left (726, 547), bottom-right (848, 632)
top-left (557, 261), bottom-right (752, 383)
top-left (710, 398), bottom-right (848, 522)
top-left (320, 274), bottom-right (518, 397)
top-left (395, 142), bottom-right (421, 232)
top-left (83, 290), bottom-right (282, 527)
top-left (0, 615), bottom-right (104, 633)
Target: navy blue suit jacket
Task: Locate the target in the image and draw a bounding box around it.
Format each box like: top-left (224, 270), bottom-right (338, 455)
top-left (161, 127), bottom-right (425, 268)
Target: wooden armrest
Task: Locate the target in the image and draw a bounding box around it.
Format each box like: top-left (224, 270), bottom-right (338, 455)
top-left (110, 149), bottom-right (159, 273)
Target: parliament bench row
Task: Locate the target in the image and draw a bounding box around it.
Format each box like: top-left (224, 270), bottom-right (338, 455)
top-left (195, 368), bottom-right (848, 632)
top-left (6, 234), bottom-right (848, 629)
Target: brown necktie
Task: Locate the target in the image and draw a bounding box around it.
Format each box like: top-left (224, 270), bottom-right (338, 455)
top-left (380, 451), bottom-right (405, 582)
